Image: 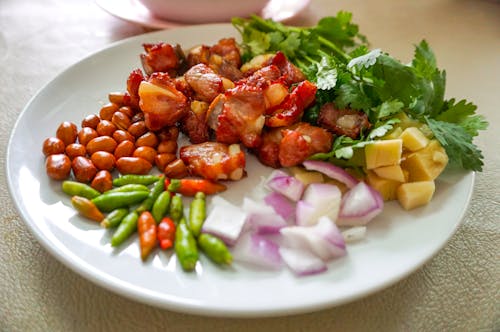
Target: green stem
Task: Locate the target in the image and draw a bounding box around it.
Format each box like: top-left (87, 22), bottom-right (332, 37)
top-left (318, 36), bottom-right (350, 62)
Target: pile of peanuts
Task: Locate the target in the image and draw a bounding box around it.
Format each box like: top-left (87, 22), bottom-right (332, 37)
top-left (42, 92), bottom-right (188, 193)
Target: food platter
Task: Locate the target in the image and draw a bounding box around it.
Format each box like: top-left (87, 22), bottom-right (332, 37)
top-left (6, 24), bottom-right (474, 317)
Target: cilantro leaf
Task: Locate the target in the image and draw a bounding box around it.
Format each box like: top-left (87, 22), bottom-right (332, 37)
top-left (426, 118), bottom-right (484, 171)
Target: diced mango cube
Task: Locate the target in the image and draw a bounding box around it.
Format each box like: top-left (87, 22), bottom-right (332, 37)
top-left (373, 165), bottom-right (407, 183)
top-left (401, 140), bottom-right (448, 181)
top-left (365, 171), bottom-right (400, 201)
top-left (365, 139), bottom-right (403, 169)
top-left (396, 181), bottom-right (435, 210)
top-left (400, 127), bottom-right (429, 152)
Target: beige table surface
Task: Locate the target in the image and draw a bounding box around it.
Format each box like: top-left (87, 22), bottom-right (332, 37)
top-left (1, 0), bottom-right (499, 331)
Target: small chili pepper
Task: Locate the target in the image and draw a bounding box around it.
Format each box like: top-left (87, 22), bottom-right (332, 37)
top-left (100, 208), bottom-right (129, 228)
top-left (104, 184), bottom-right (150, 194)
top-left (198, 233), bottom-right (232, 265)
top-left (111, 210), bottom-right (139, 247)
top-left (188, 192), bottom-right (206, 237)
top-left (157, 217), bottom-right (176, 250)
top-left (175, 219), bottom-right (199, 271)
top-left (169, 194), bottom-right (184, 224)
top-left (167, 178), bottom-right (227, 197)
top-left (113, 174), bottom-right (160, 187)
top-left (91, 191), bottom-right (149, 212)
top-left (151, 190), bottom-right (171, 224)
top-left (63, 181), bottom-right (101, 199)
top-left (138, 211), bottom-right (157, 260)
top-left (136, 175), bottom-right (165, 213)
top-left (71, 196), bottom-right (104, 222)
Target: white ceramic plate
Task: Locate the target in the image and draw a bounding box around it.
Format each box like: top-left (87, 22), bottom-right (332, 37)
top-left (6, 24), bottom-right (474, 317)
top-left (96, 0), bottom-right (311, 30)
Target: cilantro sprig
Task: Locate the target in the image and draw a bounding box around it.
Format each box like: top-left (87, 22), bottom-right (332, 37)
top-left (232, 13), bottom-right (487, 171)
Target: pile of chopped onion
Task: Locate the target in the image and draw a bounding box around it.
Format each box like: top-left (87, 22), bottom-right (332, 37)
top-left (201, 161), bottom-right (383, 276)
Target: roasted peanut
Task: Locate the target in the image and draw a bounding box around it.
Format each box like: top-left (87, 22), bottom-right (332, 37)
top-left (118, 106), bottom-right (135, 118)
top-left (86, 136), bottom-right (117, 155)
top-left (116, 157), bottom-right (152, 175)
top-left (96, 120), bottom-right (117, 137)
top-left (43, 137), bottom-right (65, 156)
top-left (136, 132), bottom-right (158, 148)
top-left (108, 92), bottom-right (127, 106)
top-left (114, 140), bottom-right (135, 159)
top-left (72, 156), bottom-right (97, 183)
top-left (99, 102), bottom-right (119, 121)
top-left (132, 146), bottom-right (157, 165)
top-left (45, 154), bottom-right (71, 180)
top-left (65, 143), bottom-right (87, 160)
top-left (56, 121), bottom-right (78, 146)
top-left (157, 140), bottom-right (178, 154)
top-left (111, 111), bottom-right (131, 131)
top-left (91, 151), bottom-right (116, 171)
top-left (164, 159), bottom-right (188, 178)
top-left (91, 170), bottom-right (113, 193)
top-left (155, 153), bottom-right (177, 172)
top-left (130, 112), bottom-right (144, 123)
top-left (127, 121), bottom-right (147, 138)
top-left (112, 129), bottom-right (135, 143)
top-left (81, 114), bottom-right (100, 129)
top-left (78, 127), bottom-right (99, 146)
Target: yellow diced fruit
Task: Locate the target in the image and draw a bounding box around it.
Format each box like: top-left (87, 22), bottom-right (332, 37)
top-left (365, 171), bottom-right (400, 201)
top-left (396, 181), bottom-right (435, 210)
top-left (365, 139), bottom-right (403, 169)
top-left (401, 140), bottom-right (448, 181)
top-left (400, 127), bottom-right (429, 152)
top-left (373, 165), bottom-right (407, 183)
top-left (294, 171), bottom-right (324, 185)
top-left (395, 112), bottom-right (421, 130)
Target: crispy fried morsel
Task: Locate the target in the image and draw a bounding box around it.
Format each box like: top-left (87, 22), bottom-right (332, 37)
top-left (180, 101), bottom-right (210, 144)
top-left (266, 80), bottom-right (317, 127)
top-left (184, 63), bottom-right (224, 103)
top-left (267, 51), bottom-right (307, 85)
top-left (318, 102), bottom-right (371, 139)
top-left (125, 69), bottom-right (145, 110)
top-left (179, 142), bottom-right (246, 181)
top-left (255, 123), bottom-right (333, 168)
top-left (208, 38), bottom-right (243, 81)
top-left (237, 65), bottom-right (283, 89)
top-left (214, 85), bottom-right (266, 148)
top-left (186, 44), bottom-right (211, 68)
top-left (140, 43), bottom-right (185, 76)
top-left (138, 72), bottom-right (188, 131)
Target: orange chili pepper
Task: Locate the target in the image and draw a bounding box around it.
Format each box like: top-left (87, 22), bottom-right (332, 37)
top-left (71, 196), bottom-right (104, 222)
top-left (157, 217), bottom-right (176, 250)
top-left (166, 178), bottom-right (227, 196)
top-left (137, 211), bottom-right (157, 260)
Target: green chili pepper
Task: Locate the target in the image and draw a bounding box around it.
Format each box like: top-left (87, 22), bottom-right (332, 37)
top-left (169, 194), bottom-right (184, 224)
top-left (104, 184), bottom-right (150, 194)
top-left (113, 174), bottom-right (160, 187)
top-left (100, 208), bottom-right (129, 228)
top-left (92, 191), bottom-right (149, 212)
top-left (174, 219), bottom-right (199, 271)
top-left (62, 181), bottom-right (101, 199)
top-left (198, 233), bottom-right (232, 265)
top-left (151, 190), bottom-right (171, 224)
top-left (111, 211), bottom-right (139, 247)
top-left (136, 175), bottom-right (165, 213)
top-left (188, 192), bottom-right (206, 237)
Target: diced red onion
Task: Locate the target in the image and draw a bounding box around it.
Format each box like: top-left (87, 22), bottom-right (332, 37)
top-left (337, 181), bottom-right (383, 226)
top-left (295, 183), bottom-right (341, 226)
top-left (279, 247), bottom-right (327, 276)
top-left (303, 160), bottom-right (359, 188)
top-left (202, 198), bottom-right (247, 246)
top-left (265, 170), bottom-right (305, 202)
top-left (280, 216), bottom-right (346, 261)
top-left (264, 191), bottom-right (295, 222)
top-left (230, 232), bottom-right (283, 269)
top-left (342, 226), bottom-right (367, 242)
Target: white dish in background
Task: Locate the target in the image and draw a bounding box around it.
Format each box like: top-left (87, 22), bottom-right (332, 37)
top-left (96, 0), bottom-right (311, 30)
top-left (6, 24), bottom-right (474, 317)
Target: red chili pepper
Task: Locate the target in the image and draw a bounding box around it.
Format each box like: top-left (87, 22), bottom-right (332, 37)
top-left (157, 217), bottom-right (176, 250)
top-left (137, 211), bottom-right (157, 260)
top-left (166, 178), bottom-right (227, 196)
